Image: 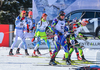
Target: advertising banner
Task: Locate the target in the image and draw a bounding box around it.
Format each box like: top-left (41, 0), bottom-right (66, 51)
top-left (0, 24), bottom-right (9, 47)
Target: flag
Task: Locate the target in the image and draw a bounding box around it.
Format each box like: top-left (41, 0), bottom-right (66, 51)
top-left (32, 0), bottom-right (39, 19)
top-left (47, 0), bottom-right (57, 6)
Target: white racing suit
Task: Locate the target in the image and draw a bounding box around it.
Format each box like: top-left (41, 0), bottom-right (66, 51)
top-left (11, 16), bottom-right (28, 50)
top-left (18, 18), bottom-right (35, 48)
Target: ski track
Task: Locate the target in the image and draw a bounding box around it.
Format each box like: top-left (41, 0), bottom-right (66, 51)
top-left (0, 47), bottom-right (100, 70)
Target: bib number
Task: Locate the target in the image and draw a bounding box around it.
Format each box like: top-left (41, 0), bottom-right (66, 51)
top-left (20, 23), bottom-right (23, 26)
top-left (61, 26), bottom-right (64, 29)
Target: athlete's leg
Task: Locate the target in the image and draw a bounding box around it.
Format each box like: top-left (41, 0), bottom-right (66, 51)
top-left (74, 39), bottom-right (82, 60)
top-left (11, 35), bottom-right (18, 49)
top-left (43, 39), bottom-right (52, 56)
top-left (75, 47), bottom-right (82, 60)
top-left (61, 35), bottom-right (71, 65)
top-left (32, 37), bottom-right (41, 56)
top-left (49, 42), bottom-right (61, 65)
top-left (34, 32), bottom-right (46, 55)
top-left (34, 37), bottom-right (41, 51)
top-left (9, 35), bottom-right (18, 55)
top-left (68, 47), bottom-right (74, 61)
top-left (19, 33), bottom-right (29, 55)
top-left (74, 40), bottom-right (87, 61)
top-left (43, 39), bottom-right (51, 51)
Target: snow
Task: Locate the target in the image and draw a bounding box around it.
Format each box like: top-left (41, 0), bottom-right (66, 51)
top-left (0, 47), bottom-right (100, 70)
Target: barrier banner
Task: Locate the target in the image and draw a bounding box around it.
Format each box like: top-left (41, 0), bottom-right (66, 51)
top-left (0, 24), bottom-right (9, 47)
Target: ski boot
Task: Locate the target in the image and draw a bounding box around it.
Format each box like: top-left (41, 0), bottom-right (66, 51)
top-left (82, 55), bottom-right (87, 62)
top-left (68, 55), bottom-right (72, 62)
top-left (25, 49), bottom-right (29, 55)
top-left (37, 48), bottom-right (41, 55)
top-left (62, 54), bottom-right (65, 60)
top-left (16, 48), bottom-right (20, 54)
top-left (68, 55), bottom-right (75, 63)
top-left (76, 53), bottom-right (82, 60)
top-left (32, 50), bottom-right (38, 56)
top-left (77, 55), bottom-right (82, 60)
top-left (49, 59), bottom-right (57, 66)
top-left (66, 58), bottom-right (71, 65)
top-left (9, 49), bottom-right (14, 55)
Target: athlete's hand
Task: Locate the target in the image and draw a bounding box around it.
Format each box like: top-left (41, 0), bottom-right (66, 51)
top-left (74, 34), bottom-right (77, 38)
top-left (27, 29), bottom-right (29, 33)
top-left (27, 24), bottom-right (29, 33)
top-left (78, 33), bottom-right (83, 38)
top-left (83, 36), bottom-right (87, 40)
top-left (64, 32), bottom-right (68, 38)
top-left (31, 37), bottom-right (35, 42)
top-left (54, 35), bottom-right (58, 41)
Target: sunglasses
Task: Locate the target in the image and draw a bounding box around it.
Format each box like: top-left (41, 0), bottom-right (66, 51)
top-left (60, 14), bottom-right (65, 16)
top-left (23, 13), bottom-right (26, 15)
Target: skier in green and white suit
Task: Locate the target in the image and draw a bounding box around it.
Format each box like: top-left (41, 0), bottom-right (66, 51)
top-left (32, 13), bottom-right (53, 56)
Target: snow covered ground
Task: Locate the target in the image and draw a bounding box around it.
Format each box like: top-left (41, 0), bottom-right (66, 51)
top-left (0, 47), bottom-right (100, 70)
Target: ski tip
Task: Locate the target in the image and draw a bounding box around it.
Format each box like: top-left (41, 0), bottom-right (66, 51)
top-left (32, 55), bottom-right (39, 57)
top-left (15, 54), bottom-right (23, 55)
top-left (7, 55), bottom-right (18, 57)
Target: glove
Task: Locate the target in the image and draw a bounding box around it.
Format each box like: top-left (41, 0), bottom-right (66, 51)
top-left (64, 32), bottom-right (70, 38)
top-left (78, 33), bottom-right (83, 38)
top-left (64, 32), bottom-right (67, 37)
top-left (31, 37), bottom-right (35, 42)
top-left (54, 35), bottom-right (58, 41)
top-left (79, 34), bottom-right (83, 37)
top-left (27, 29), bottom-right (29, 33)
top-left (27, 24), bottom-right (29, 33)
top-left (33, 27), bottom-right (35, 29)
top-left (74, 34), bottom-right (77, 38)
top-left (85, 37), bottom-right (87, 40)
top-left (83, 36), bottom-right (87, 40)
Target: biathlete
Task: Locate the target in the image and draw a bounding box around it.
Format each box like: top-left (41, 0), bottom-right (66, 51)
top-left (32, 13), bottom-right (53, 56)
top-left (16, 11), bottom-right (35, 54)
top-left (63, 34), bottom-right (82, 60)
top-left (9, 10), bottom-right (29, 55)
top-left (63, 21), bottom-right (82, 60)
top-left (49, 11), bottom-right (71, 65)
top-left (66, 19), bottom-right (89, 62)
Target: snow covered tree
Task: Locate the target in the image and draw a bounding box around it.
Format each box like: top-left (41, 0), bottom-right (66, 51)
top-left (0, 0), bottom-right (32, 24)
top-left (0, 1), bottom-right (20, 24)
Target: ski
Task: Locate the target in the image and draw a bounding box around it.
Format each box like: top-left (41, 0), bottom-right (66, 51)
top-left (26, 52), bottom-right (50, 58)
top-left (63, 60), bottom-right (100, 64)
top-left (73, 60), bottom-right (100, 64)
top-left (15, 53), bottom-right (23, 55)
top-left (39, 52), bottom-right (49, 56)
top-left (7, 53), bottom-right (28, 57)
top-left (7, 55), bottom-right (18, 57)
top-left (33, 62), bottom-right (79, 67)
top-left (54, 60), bottom-right (80, 66)
top-left (86, 60), bottom-right (100, 64)
top-left (26, 55), bottom-right (48, 58)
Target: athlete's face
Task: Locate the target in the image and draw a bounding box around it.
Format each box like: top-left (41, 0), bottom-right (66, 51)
top-left (81, 19), bottom-right (88, 26)
top-left (22, 13), bottom-right (26, 17)
top-left (28, 14), bottom-right (32, 18)
top-left (42, 16), bottom-right (47, 20)
top-left (60, 15), bottom-right (65, 20)
top-left (81, 22), bottom-right (88, 26)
